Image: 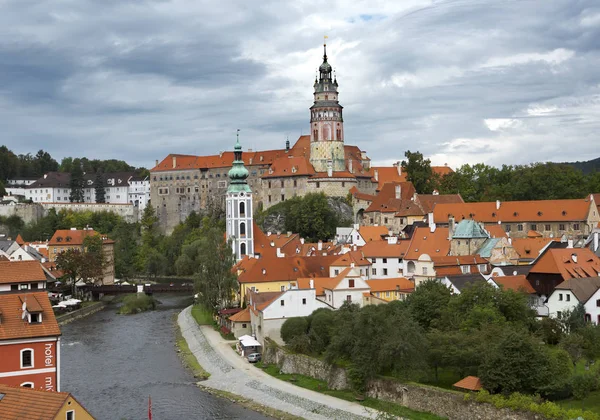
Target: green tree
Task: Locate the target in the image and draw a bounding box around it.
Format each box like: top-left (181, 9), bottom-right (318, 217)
top-left (94, 171), bottom-right (106, 203)
top-left (285, 193), bottom-right (340, 241)
top-left (69, 164), bottom-right (85, 202)
top-left (0, 146), bottom-right (19, 181)
top-left (194, 226), bottom-right (237, 312)
top-left (401, 150), bottom-right (434, 194)
top-left (406, 279), bottom-right (452, 330)
top-left (572, 373), bottom-right (598, 401)
top-left (33, 150), bottom-right (58, 175)
top-left (281, 317), bottom-right (309, 345)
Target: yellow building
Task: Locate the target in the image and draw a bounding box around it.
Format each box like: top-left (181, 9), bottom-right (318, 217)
top-left (0, 383), bottom-right (95, 419)
top-left (366, 278), bottom-right (415, 302)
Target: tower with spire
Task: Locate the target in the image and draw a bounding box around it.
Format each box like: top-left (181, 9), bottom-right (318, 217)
top-left (226, 131), bottom-right (254, 261)
top-left (309, 39), bottom-right (346, 173)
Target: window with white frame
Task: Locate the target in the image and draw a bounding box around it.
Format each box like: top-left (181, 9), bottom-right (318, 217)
top-left (21, 348), bottom-right (33, 368)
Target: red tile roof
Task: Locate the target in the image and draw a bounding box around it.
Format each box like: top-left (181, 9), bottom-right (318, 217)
top-left (483, 224), bottom-right (508, 238)
top-left (493, 275), bottom-right (536, 294)
top-left (48, 229), bottom-right (112, 246)
top-left (359, 225), bottom-right (390, 242)
top-left (361, 240), bottom-right (410, 258)
top-left (434, 199), bottom-right (593, 224)
top-left (0, 292), bottom-right (61, 341)
top-left (0, 384), bottom-right (91, 420)
top-left (229, 308), bottom-right (251, 323)
top-left (415, 194), bottom-right (463, 214)
top-left (453, 376), bottom-right (482, 391)
top-left (511, 237), bottom-right (558, 260)
top-left (404, 227), bottom-right (450, 260)
top-left (365, 182), bottom-right (416, 213)
top-left (332, 250), bottom-right (371, 267)
top-left (529, 248), bottom-right (600, 281)
top-left (349, 186), bottom-right (376, 202)
top-left (369, 166), bottom-right (407, 190)
top-left (432, 166), bottom-right (454, 176)
top-left (14, 234), bottom-right (24, 246)
top-left (0, 261), bottom-right (47, 284)
top-left (235, 254), bottom-right (339, 284)
top-left (262, 156), bottom-right (315, 178)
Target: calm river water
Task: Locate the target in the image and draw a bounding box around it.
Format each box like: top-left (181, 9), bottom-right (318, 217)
top-left (60, 294), bottom-right (269, 420)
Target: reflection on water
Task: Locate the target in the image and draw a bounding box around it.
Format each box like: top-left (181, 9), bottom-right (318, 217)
top-left (61, 294), bottom-right (268, 420)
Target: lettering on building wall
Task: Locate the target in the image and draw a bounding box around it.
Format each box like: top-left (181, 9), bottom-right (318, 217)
top-left (45, 375), bottom-right (54, 391)
top-left (45, 343), bottom-right (54, 367)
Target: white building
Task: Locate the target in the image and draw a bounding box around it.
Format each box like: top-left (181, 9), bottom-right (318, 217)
top-left (322, 266), bottom-right (370, 308)
top-left (361, 236), bottom-right (406, 279)
top-left (547, 277), bottom-right (600, 324)
top-left (249, 287), bottom-right (330, 346)
top-left (128, 176), bottom-right (150, 213)
top-left (4, 178), bottom-right (37, 197)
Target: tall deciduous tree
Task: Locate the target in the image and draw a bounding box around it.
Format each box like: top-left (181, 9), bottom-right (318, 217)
top-left (194, 226), bottom-right (238, 312)
top-left (402, 150), bottom-right (434, 194)
top-left (94, 171), bottom-right (106, 203)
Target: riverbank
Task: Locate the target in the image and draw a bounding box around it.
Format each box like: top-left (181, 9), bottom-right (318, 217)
top-left (57, 301), bottom-right (106, 325)
top-left (177, 305), bottom-right (383, 420)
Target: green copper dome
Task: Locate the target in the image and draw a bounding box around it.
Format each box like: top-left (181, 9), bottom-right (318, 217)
top-left (227, 133), bottom-right (251, 193)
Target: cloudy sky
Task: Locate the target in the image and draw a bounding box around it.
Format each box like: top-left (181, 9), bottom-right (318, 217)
top-left (1, 0), bottom-right (599, 169)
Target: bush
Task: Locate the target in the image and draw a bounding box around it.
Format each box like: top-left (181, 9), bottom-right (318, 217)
top-left (118, 294), bottom-right (157, 314)
top-left (571, 372), bottom-right (598, 400)
top-left (281, 317), bottom-right (309, 345)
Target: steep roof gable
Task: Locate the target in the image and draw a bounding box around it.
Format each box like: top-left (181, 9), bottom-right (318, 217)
top-left (0, 292), bottom-right (61, 341)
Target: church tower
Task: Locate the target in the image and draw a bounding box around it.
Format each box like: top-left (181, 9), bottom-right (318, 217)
top-left (226, 131), bottom-right (254, 261)
top-left (309, 40), bottom-right (346, 173)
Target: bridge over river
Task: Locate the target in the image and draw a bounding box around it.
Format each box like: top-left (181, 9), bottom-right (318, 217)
top-left (80, 283), bottom-right (194, 299)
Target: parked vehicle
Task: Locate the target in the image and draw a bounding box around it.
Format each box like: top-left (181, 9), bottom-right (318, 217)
top-left (247, 353), bottom-right (261, 363)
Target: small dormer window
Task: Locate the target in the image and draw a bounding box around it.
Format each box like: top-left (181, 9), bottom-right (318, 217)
top-left (29, 313), bottom-right (41, 323)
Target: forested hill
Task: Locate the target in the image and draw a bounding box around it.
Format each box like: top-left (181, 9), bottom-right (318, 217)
top-left (561, 157), bottom-right (600, 175)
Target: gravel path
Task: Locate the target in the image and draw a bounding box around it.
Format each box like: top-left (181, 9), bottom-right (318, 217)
top-left (178, 306), bottom-right (382, 420)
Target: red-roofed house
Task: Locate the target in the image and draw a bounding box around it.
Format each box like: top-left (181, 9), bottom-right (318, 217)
top-left (0, 292), bottom-right (61, 391)
top-left (0, 261), bottom-right (47, 293)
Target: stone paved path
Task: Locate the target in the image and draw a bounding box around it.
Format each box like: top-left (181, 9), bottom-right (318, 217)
top-left (178, 306), bottom-right (384, 420)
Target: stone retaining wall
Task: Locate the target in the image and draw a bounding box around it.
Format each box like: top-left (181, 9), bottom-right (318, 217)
top-left (57, 302), bottom-right (106, 325)
top-left (264, 345), bottom-right (544, 420)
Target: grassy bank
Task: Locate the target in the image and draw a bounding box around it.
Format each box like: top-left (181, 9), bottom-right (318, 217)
top-left (258, 363), bottom-right (445, 420)
top-left (118, 294), bottom-right (157, 314)
top-left (191, 304), bottom-right (214, 325)
top-left (197, 385), bottom-right (305, 420)
top-left (173, 315), bottom-right (210, 380)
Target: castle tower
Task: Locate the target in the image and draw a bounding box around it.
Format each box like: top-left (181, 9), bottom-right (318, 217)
top-left (309, 40), bottom-right (346, 173)
top-left (226, 131), bottom-right (254, 261)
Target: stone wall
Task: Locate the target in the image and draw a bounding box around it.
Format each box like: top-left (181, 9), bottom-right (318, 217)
top-left (263, 345), bottom-right (544, 420)
top-left (40, 203), bottom-right (138, 223)
top-left (0, 203), bottom-right (44, 224)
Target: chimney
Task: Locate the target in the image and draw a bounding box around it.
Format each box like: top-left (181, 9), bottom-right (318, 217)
top-left (327, 159), bottom-right (333, 177)
top-left (395, 185), bottom-right (401, 199)
top-left (300, 238), bottom-right (305, 245)
top-left (286, 139), bottom-right (290, 152)
top-left (571, 253), bottom-right (577, 263)
top-left (318, 240), bottom-right (323, 251)
top-left (448, 216), bottom-right (455, 239)
top-left (374, 169), bottom-right (379, 181)
top-left (172, 156), bottom-right (177, 168)
top-left (496, 200), bottom-right (501, 210)
top-left (432, 189), bottom-right (439, 196)
top-left (393, 161), bottom-right (401, 176)
top-left (387, 236), bottom-right (398, 245)
top-left (349, 159), bottom-right (353, 173)
top-left (353, 223), bottom-right (359, 230)
top-left (44, 174), bottom-right (47, 179)
top-left (287, 231), bottom-right (292, 237)
top-left (155, 159), bottom-right (159, 167)
top-left (351, 262), bottom-right (355, 268)
top-left (309, 279), bottom-right (314, 289)
top-left (568, 239), bottom-right (574, 249)
top-left (429, 223), bottom-right (436, 233)
top-left (353, 245), bottom-right (357, 251)
top-left (270, 241), bottom-right (275, 247)
top-left (267, 232), bottom-right (272, 236)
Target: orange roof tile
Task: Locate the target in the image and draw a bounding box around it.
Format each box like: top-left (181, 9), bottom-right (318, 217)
top-left (349, 186), bottom-right (376, 202)
top-left (366, 277), bottom-right (414, 292)
top-left (0, 261), bottom-right (47, 284)
top-left (530, 248), bottom-right (600, 281)
top-left (365, 182), bottom-right (416, 213)
top-left (0, 292), bottom-right (61, 341)
top-left (297, 277), bottom-right (332, 295)
top-left (493, 275), bottom-right (536, 294)
top-left (358, 226), bottom-right (390, 242)
top-left (404, 227), bottom-right (450, 260)
top-left (432, 166), bottom-right (454, 176)
top-left (14, 234), bottom-right (24, 246)
top-left (483, 224), bottom-right (508, 239)
top-left (0, 384), bottom-right (92, 420)
top-left (261, 156), bottom-right (315, 178)
top-left (415, 193), bottom-right (463, 214)
top-left (361, 240), bottom-right (410, 258)
top-left (236, 254), bottom-right (339, 284)
top-left (434, 199), bottom-right (593, 224)
top-left (431, 255), bottom-right (488, 266)
top-left (453, 376), bottom-right (482, 391)
top-left (229, 308), bottom-right (251, 323)
top-left (511, 237), bottom-right (558, 260)
top-left (332, 250), bottom-right (371, 267)
top-left (369, 166), bottom-right (407, 190)
top-left (48, 229), bottom-right (112, 246)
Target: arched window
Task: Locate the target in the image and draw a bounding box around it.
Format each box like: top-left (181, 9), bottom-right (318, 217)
top-left (21, 349), bottom-right (33, 368)
top-left (407, 261), bottom-right (416, 274)
top-left (240, 243), bottom-right (247, 256)
top-left (240, 222), bottom-right (246, 236)
top-left (20, 382), bottom-right (34, 388)
top-left (239, 201), bottom-right (245, 216)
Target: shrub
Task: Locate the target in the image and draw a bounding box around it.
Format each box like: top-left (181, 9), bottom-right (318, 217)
top-left (118, 294), bottom-right (157, 314)
top-left (281, 317), bottom-right (309, 345)
top-left (571, 372), bottom-right (598, 400)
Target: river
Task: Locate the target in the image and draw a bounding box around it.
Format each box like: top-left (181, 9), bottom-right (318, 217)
top-left (60, 294), bottom-right (270, 420)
